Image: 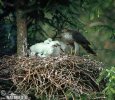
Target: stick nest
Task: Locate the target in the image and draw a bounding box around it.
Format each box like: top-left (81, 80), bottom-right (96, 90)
top-left (1, 55), bottom-right (104, 99)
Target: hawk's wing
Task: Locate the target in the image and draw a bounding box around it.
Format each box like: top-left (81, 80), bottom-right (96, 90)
top-left (71, 31), bottom-right (90, 45)
top-left (81, 44), bottom-right (96, 55)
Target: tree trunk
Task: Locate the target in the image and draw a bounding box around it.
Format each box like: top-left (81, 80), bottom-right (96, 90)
top-left (16, 9), bottom-right (27, 57)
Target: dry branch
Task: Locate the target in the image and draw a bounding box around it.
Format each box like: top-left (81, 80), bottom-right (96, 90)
top-left (0, 55), bottom-right (104, 99)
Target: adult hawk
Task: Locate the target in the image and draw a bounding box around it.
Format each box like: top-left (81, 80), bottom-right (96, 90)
top-left (61, 29), bottom-right (96, 55)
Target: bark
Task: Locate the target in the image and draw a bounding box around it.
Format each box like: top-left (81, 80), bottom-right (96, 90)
top-left (16, 9), bottom-right (27, 57)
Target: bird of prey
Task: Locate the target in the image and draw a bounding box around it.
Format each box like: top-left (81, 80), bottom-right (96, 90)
top-left (61, 29), bottom-right (96, 55)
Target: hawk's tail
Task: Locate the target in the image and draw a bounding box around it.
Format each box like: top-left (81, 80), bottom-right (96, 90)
top-left (82, 44), bottom-right (96, 56)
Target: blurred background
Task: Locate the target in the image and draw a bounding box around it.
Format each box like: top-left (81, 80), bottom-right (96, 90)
top-left (0, 0), bottom-right (115, 66)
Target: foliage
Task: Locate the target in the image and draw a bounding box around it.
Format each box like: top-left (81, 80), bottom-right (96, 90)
top-left (0, 0), bottom-right (115, 46)
top-left (103, 67), bottom-right (115, 100)
top-left (0, 0), bottom-right (115, 99)
top-left (0, 21), bottom-right (16, 55)
top-left (97, 66), bottom-right (115, 100)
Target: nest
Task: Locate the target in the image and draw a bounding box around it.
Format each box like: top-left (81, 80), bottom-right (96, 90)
top-left (0, 55), bottom-right (104, 99)
top-left (3, 55), bottom-right (102, 99)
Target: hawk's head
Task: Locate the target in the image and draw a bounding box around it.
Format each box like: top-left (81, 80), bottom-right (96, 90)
top-left (61, 28), bottom-right (74, 45)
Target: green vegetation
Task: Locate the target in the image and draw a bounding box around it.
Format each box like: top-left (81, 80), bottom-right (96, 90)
top-left (0, 0), bottom-right (115, 99)
top-left (0, 0), bottom-right (114, 65)
top-left (97, 66), bottom-right (115, 100)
